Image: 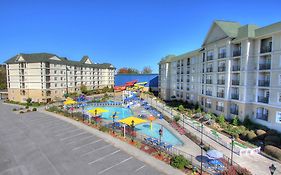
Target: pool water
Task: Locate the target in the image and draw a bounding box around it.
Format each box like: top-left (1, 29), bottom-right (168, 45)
top-left (86, 106), bottom-right (133, 120)
top-left (135, 123), bottom-right (183, 146)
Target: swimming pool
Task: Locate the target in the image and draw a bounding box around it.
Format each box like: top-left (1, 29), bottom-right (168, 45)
top-left (86, 106), bottom-right (133, 120)
top-left (135, 123), bottom-right (183, 146)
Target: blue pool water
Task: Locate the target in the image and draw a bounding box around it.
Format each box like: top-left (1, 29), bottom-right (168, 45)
top-left (86, 106), bottom-right (183, 146)
top-left (136, 123), bottom-right (183, 146)
top-left (86, 106), bottom-right (133, 120)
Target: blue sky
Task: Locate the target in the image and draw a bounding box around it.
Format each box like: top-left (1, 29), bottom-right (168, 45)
top-left (0, 0), bottom-right (281, 72)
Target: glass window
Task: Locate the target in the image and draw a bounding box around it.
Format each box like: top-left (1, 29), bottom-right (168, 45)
top-left (278, 92), bottom-right (281, 103)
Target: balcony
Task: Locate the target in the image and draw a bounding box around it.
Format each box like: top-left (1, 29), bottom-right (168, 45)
top-left (46, 83), bottom-right (51, 89)
top-left (260, 45), bottom-right (272, 54)
top-left (202, 79), bottom-right (204, 83)
top-left (218, 52), bottom-right (226, 59)
top-left (258, 96), bottom-right (269, 104)
top-left (206, 67), bottom-right (213, 72)
top-left (206, 79), bottom-right (212, 84)
top-left (232, 65), bottom-right (240, 71)
top-left (217, 92), bottom-right (224, 98)
top-left (233, 50), bottom-right (241, 57)
top-left (177, 64), bottom-right (180, 67)
top-left (218, 66), bottom-right (226, 72)
top-left (231, 94), bottom-right (239, 100)
top-left (217, 79), bottom-right (225, 85)
top-left (187, 62), bottom-right (190, 66)
top-left (46, 90), bottom-right (51, 96)
top-left (259, 63), bottom-right (271, 70)
top-left (186, 70), bottom-right (190, 74)
top-left (205, 103), bottom-right (212, 108)
top-left (258, 80), bottom-right (270, 87)
top-left (232, 80), bottom-right (240, 86)
top-left (206, 91), bottom-right (212, 96)
top-left (216, 106), bottom-right (224, 112)
top-left (186, 79), bottom-right (190, 83)
top-left (207, 55), bottom-right (213, 61)
top-left (256, 113), bottom-right (268, 121)
top-left (230, 109), bottom-right (238, 115)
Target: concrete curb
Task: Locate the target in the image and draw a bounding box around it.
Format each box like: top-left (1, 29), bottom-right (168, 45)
top-left (41, 110), bottom-right (185, 175)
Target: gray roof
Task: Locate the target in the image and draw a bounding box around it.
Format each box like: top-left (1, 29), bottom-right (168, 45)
top-left (5, 53), bottom-right (115, 69)
top-left (160, 20), bottom-right (281, 64)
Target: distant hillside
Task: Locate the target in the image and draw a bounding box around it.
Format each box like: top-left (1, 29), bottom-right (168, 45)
top-left (0, 64), bottom-right (7, 90)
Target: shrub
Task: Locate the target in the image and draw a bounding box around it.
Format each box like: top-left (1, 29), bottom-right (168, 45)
top-left (12, 108), bottom-right (17, 111)
top-left (264, 135), bottom-right (281, 147)
top-left (222, 165), bottom-right (251, 175)
top-left (178, 105), bottom-right (185, 112)
top-left (216, 114), bottom-right (225, 124)
top-left (25, 106), bottom-right (29, 109)
top-left (255, 129), bottom-right (266, 136)
top-left (19, 111), bottom-right (24, 114)
top-left (99, 126), bottom-right (109, 132)
top-left (26, 98), bottom-right (32, 104)
top-left (232, 116), bottom-right (240, 126)
top-left (264, 145), bottom-right (281, 161)
top-left (32, 108), bottom-right (37, 112)
top-left (174, 115), bottom-right (180, 122)
top-left (246, 131), bottom-right (257, 141)
top-left (27, 109), bottom-right (31, 112)
top-left (170, 155), bottom-right (189, 170)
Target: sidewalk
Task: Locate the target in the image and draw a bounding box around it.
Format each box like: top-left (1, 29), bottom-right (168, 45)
top-left (143, 94), bottom-right (281, 175)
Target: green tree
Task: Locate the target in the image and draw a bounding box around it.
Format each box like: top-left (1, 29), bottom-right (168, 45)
top-left (216, 114), bottom-right (225, 124)
top-left (170, 155), bottom-right (189, 170)
top-left (80, 84), bottom-right (87, 94)
top-left (0, 65), bottom-right (7, 90)
top-left (178, 105), bottom-right (185, 113)
top-left (232, 116), bottom-right (240, 126)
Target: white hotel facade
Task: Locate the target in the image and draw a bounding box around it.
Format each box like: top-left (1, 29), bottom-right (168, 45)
top-left (5, 53), bottom-right (115, 103)
top-left (159, 20), bottom-right (281, 132)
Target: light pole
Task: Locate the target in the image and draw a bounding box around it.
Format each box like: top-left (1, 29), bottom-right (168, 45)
top-left (131, 120), bottom-right (135, 142)
top-left (200, 121), bottom-right (203, 144)
top-left (112, 112), bottom-right (117, 134)
top-left (200, 141), bottom-right (204, 175)
top-left (159, 127), bottom-right (163, 143)
top-left (230, 135), bottom-right (235, 166)
top-left (269, 164), bottom-right (276, 175)
top-left (182, 114), bottom-right (185, 128)
top-left (82, 105), bottom-right (85, 122)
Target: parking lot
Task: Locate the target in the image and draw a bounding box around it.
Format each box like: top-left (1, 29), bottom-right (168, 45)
top-left (0, 103), bottom-right (164, 175)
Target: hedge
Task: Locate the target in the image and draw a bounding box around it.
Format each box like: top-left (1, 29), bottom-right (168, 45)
top-left (264, 145), bottom-right (281, 161)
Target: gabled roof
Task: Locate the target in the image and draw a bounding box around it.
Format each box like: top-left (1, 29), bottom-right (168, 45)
top-left (203, 20), bottom-right (241, 45)
top-left (233, 24), bottom-right (259, 42)
top-left (159, 49), bottom-right (200, 63)
top-left (255, 21), bottom-right (281, 37)
top-left (5, 53), bottom-right (115, 69)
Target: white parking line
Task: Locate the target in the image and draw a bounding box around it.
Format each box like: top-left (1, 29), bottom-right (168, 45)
top-left (98, 156), bottom-right (133, 174)
top-left (88, 150), bottom-right (121, 165)
top-left (81, 145), bottom-right (111, 157)
top-left (52, 125), bottom-right (74, 134)
top-left (60, 131), bottom-right (86, 141)
top-left (66, 135), bottom-right (94, 144)
top-left (135, 165), bottom-right (146, 172)
top-left (55, 128), bottom-right (80, 137)
top-left (72, 139), bottom-right (102, 151)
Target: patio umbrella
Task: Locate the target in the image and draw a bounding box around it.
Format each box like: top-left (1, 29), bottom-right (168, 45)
top-left (209, 159), bottom-right (224, 167)
top-left (64, 98), bottom-right (77, 105)
top-left (88, 108), bottom-right (109, 115)
top-left (118, 116), bottom-right (147, 125)
top-left (147, 115), bottom-right (156, 130)
top-left (206, 150), bottom-right (223, 159)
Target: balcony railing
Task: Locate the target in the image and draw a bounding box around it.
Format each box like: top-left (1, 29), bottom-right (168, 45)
top-left (177, 64), bottom-right (180, 67)
top-left (231, 94), bottom-right (239, 100)
top-left (230, 109), bottom-right (239, 115)
top-left (218, 66), bottom-right (226, 72)
top-left (258, 96), bottom-right (269, 104)
top-left (259, 63), bottom-right (271, 70)
top-left (233, 50), bottom-right (241, 57)
top-left (258, 80), bottom-right (270, 87)
top-left (186, 79), bottom-right (190, 83)
top-left (218, 52), bottom-right (226, 59)
top-left (206, 67), bottom-right (213, 72)
top-left (186, 70), bottom-right (190, 74)
top-left (256, 113), bottom-right (268, 121)
top-left (187, 62), bottom-right (190, 66)
top-left (216, 106), bottom-right (224, 112)
top-left (260, 45), bottom-right (272, 53)
top-left (217, 79), bottom-right (225, 85)
top-left (207, 55), bottom-right (213, 61)
top-left (232, 65), bottom-right (240, 71)
top-left (206, 79), bottom-right (212, 84)
top-left (217, 92), bottom-right (224, 98)
top-left (206, 91), bottom-right (212, 96)
top-left (205, 103), bottom-right (212, 108)
top-left (232, 80), bottom-right (240, 86)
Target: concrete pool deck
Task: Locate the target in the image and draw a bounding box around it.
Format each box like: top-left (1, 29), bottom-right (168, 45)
top-left (0, 102), bottom-right (184, 175)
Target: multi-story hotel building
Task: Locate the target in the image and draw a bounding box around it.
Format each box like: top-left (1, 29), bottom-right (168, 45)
top-left (5, 53), bottom-right (115, 103)
top-left (159, 20), bottom-right (281, 131)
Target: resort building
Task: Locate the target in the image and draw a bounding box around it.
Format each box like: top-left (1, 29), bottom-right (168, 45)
top-left (5, 53), bottom-right (115, 103)
top-left (159, 20), bottom-right (281, 132)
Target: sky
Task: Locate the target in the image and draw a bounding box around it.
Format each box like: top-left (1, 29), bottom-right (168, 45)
top-left (0, 0), bottom-right (281, 73)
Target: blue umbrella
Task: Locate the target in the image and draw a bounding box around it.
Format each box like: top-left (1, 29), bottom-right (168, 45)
top-left (209, 159), bottom-right (223, 166)
top-left (206, 150), bottom-right (223, 159)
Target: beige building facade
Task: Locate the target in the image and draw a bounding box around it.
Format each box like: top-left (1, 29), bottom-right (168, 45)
top-left (5, 53), bottom-right (115, 103)
top-left (159, 20), bottom-right (281, 132)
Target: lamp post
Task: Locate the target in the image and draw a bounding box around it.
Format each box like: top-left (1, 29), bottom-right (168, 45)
top-left (200, 141), bottom-right (204, 175)
top-left (269, 164), bottom-right (276, 175)
top-left (131, 120), bottom-right (135, 142)
top-left (159, 127), bottom-right (163, 143)
top-left (230, 135), bottom-right (235, 166)
top-left (200, 120), bottom-right (203, 144)
top-left (112, 112), bottom-right (117, 134)
top-left (82, 105), bottom-right (85, 122)
top-left (182, 114), bottom-right (185, 128)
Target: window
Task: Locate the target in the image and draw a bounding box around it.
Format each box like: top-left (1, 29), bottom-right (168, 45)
top-left (278, 92), bottom-right (281, 103)
top-left (279, 74), bottom-right (281, 85)
top-left (279, 55), bottom-right (281, 67)
top-left (54, 70), bottom-right (57, 74)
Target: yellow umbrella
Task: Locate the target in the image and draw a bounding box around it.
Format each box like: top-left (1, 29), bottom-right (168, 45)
top-left (64, 98), bottom-right (77, 105)
top-left (118, 116), bottom-right (147, 126)
top-left (88, 108), bottom-right (109, 115)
